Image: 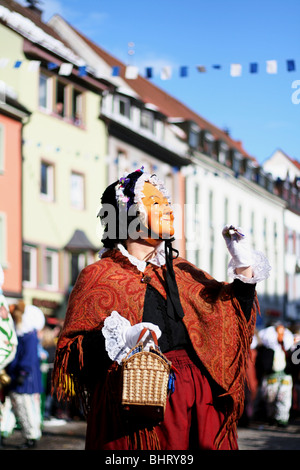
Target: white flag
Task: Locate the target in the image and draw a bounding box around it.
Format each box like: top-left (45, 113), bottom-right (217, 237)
top-left (161, 66), bottom-right (172, 80)
top-left (230, 63), bottom-right (242, 77)
top-left (28, 60), bottom-right (41, 72)
top-left (59, 63), bottom-right (73, 76)
top-left (0, 58), bottom-right (9, 68)
top-left (266, 60), bottom-right (277, 74)
top-left (125, 65), bottom-right (139, 79)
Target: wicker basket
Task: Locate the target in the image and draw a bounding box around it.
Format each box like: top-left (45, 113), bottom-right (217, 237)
top-left (121, 328), bottom-right (173, 423)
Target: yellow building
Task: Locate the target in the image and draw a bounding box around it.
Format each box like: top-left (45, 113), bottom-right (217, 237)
top-left (0, 0), bottom-right (110, 314)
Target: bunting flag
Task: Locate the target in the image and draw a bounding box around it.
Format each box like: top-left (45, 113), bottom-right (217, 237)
top-left (160, 66), bottom-right (172, 80)
top-left (266, 60), bottom-right (278, 74)
top-left (0, 58), bottom-right (9, 68)
top-left (27, 60), bottom-right (41, 71)
top-left (230, 63), bottom-right (242, 77)
top-left (111, 65), bottom-right (120, 76)
top-left (250, 63), bottom-right (258, 74)
top-left (125, 65), bottom-right (139, 79)
top-left (145, 67), bottom-right (153, 78)
top-left (0, 57), bottom-right (297, 80)
top-left (179, 66), bottom-right (188, 77)
top-left (47, 62), bottom-right (58, 70)
top-left (59, 63), bottom-right (73, 76)
top-left (287, 60), bottom-right (296, 72)
top-left (78, 65), bottom-right (87, 76)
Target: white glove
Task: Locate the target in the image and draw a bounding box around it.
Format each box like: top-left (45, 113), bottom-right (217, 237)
top-left (123, 322), bottom-right (161, 350)
top-left (222, 225), bottom-right (253, 268)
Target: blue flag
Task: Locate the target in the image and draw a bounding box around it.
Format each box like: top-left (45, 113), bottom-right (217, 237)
top-left (287, 60), bottom-right (296, 71)
top-left (250, 63), bottom-right (258, 73)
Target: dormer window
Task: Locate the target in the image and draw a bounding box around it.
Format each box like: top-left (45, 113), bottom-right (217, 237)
top-left (218, 143), bottom-right (228, 164)
top-left (232, 152), bottom-right (242, 175)
top-left (140, 109), bottom-right (154, 132)
top-left (115, 95), bottom-right (130, 118)
top-left (189, 123), bottom-right (200, 149)
top-left (203, 132), bottom-right (214, 155)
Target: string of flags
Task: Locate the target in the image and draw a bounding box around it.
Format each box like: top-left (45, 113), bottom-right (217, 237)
top-left (120, 59), bottom-right (297, 79)
top-left (0, 57), bottom-right (297, 80)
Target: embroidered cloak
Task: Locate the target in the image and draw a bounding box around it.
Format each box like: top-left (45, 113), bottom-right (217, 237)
top-left (52, 248), bottom-right (258, 448)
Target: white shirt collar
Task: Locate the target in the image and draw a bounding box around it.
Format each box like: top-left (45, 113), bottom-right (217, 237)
top-left (98, 243), bottom-right (166, 273)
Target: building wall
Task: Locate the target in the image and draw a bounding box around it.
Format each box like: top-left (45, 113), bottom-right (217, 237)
top-left (0, 113), bottom-right (23, 298)
top-left (284, 209), bottom-right (300, 320)
top-left (184, 160), bottom-right (286, 324)
top-left (0, 24), bottom-right (108, 307)
top-left (263, 149), bottom-right (300, 181)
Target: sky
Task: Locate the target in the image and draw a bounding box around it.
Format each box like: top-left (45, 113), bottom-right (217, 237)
top-left (17, 0), bottom-right (300, 164)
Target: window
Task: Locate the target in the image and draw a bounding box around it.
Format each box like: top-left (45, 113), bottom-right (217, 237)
top-left (189, 124), bottom-right (200, 149)
top-left (115, 95), bottom-right (130, 118)
top-left (0, 124), bottom-right (4, 173)
top-left (44, 249), bottom-right (59, 289)
top-left (55, 80), bottom-right (67, 117)
top-left (38, 70), bottom-right (85, 126)
top-left (70, 172), bottom-right (85, 210)
top-left (40, 161), bottom-right (54, 201)
top-left (71, 253), bottom-right (86, 286)
top-left (72, 89), bottom-right (83, 125)
top-left (218, 144), bottom-right (228, 165)
top-left (140, 110), bottom-right (154, 132)
top-left (39, 73), bottom-right (52, 110)
top-left (22, 245), bottom-right (37, 286)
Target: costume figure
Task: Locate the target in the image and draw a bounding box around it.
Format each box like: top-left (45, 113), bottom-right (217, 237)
top-left (53, 167), bottom-right (270, 450)
top-left (3, 302), bottom-right (45, 448)
top-left (0, 265), bottom-right (18, 446)
top-left (0, 265), bottom-right (18, 373)
top-left (257, 324), bottom-right (294, 426)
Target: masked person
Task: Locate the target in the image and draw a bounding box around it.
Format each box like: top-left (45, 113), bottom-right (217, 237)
top-left (0, 265), bottom-right (18, 373)
top-left (52, 167), bottom-right (270, 450)
top-left (0, 265), bottom-right (18, 446)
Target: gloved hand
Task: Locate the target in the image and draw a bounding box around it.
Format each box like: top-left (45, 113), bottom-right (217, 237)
top-left (123, 322), bottom-right (161, 350)
top-left (222, 225), bottom-right (253, 268)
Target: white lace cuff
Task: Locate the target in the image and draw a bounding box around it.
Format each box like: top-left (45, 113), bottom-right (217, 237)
top-left (102, 311), bottom-right (131, 364)
top-left (228, 250), bottom-right (271, 284)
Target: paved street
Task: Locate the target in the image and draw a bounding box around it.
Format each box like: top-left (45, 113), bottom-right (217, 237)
top-left (1, 417), bottom-right (300, 451)
top-left (1, 418), bottom-right (86, 450)
top-left (238, 419), bottom-right (300, 450)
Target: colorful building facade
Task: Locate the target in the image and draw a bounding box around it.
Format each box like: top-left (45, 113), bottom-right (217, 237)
top-left (0, 82), bottom-right (29, 300)
top-left (0, 0), bottom-right (109, 314)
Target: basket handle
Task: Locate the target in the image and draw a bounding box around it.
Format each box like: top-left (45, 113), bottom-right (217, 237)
top-left (137, 327), bottom-right (158, 347)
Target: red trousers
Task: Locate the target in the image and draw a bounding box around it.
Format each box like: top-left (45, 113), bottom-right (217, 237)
top-left (86, 349), bottom-right (237, 450)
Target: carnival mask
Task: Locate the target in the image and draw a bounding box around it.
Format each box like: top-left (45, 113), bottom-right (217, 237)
top-left (140, 182), bottom-right (174, 240)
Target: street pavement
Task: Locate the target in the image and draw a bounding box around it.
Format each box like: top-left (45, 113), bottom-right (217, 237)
top-left (238, 418), bottom-right (300, 450)
top-left (1, 416), bottom-right (300, 451)
top-left (1, 418), bottom-right (86, 450)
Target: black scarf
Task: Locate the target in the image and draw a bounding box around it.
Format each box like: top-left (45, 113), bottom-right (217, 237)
top-left (164, 239), bottom-right (185, 320)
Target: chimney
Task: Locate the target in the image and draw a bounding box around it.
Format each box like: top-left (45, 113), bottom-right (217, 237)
top-left (26, 0), bottom-right (43, 19)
